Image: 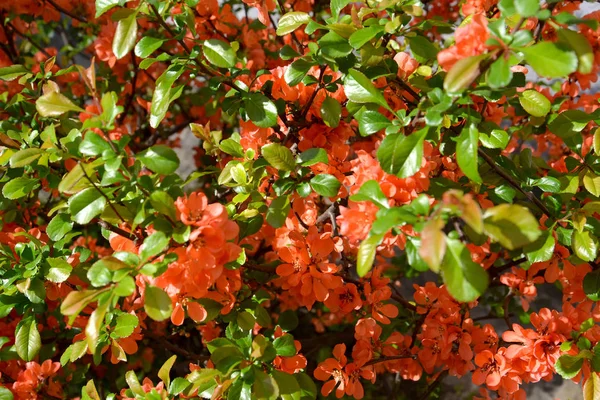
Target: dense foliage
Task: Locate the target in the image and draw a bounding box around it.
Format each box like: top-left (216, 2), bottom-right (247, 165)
top-left (2, 0), bottom-right (600, 399)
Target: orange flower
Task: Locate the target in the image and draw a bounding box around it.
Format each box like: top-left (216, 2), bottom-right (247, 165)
top-left (438, 13), bottom-right (489, 71)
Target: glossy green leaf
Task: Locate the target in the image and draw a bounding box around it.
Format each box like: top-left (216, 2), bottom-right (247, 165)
top-left (344, 68), bottom-right (390, 111)
top-left (483, 204), bottom-right (541, 249)
top-left (46, 257), bottom-right (73, 283)
top-left (583, 270), bottom-right (600, 302)
top-left (112, 11), bottom-right (138, 59)
top-left (310, 174), bottom-right (341, 197)
top-left (456, 124), bottom-right (482, 184)
top-left (144, 286), bottom-right (173, 322)
top-left (350, 180), bottom-right (389, 209)
top-left (137, 145), bottom-right (180, 175)
top-left (203, 39), bottom-right (236, 68)
top-left (262, 143), bottom-right (295, 171)
top-left (140, 232), bottom-right (169, 262)
top-left (297, 148), bottom-right (328, 166)
top-left (320, 96), bottom-right (341, 128)
top-left (284, 58), bottom-right (313, 86)
top-left (68, 188), bottom-right (107, 224)
top-left (524, 231), bottom-right (555, 264)
top-left (0, 64), bottom-right (28, 81)
top-left (357, 233), bottom-right (383, 277)
top-left (244, 93), bottom-right (278, 128)
top-left (2, 177), bottom-right (40, 200)
top-left (276, 12), bottom-right (311, 36)
top-left (149, 66), bottom-right (184, 128)
top-left (558, 28), bottom-right (594, 75)
top-left (487, 56), bottom-right (512, 89)
top-left (134, 36), bottom-right (165, 58)
top-left (443, 54), bottom-right (484, 93)
top-left (519, 90), bottom-right (551, 117)
top-left (9, 148), bottom-right (43, 168)
top-left (47, 213), bottom-right (74, 241)
top-left (441, 238), bottom-right (488, 303)
top-left (521, 42), bottom-right (578, 78)
top-left (572, 230), bottom-right (598, 262)
top-left (377, 128), bottom-right (427, 178)
top-left (357, 109), bottom-right (391, 136)
top-left (555, 354), bottom-right (584, 379)
top-left (15, 317), bottom-right (41, 361)
top-left (36, 91), bottom-right (84, 117)
top-left (266, 196), bottom-right (290, 228)
top-left (95, 0), bottom-right (124, 17)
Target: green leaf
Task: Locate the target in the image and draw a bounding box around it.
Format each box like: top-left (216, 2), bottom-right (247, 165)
top-left (483, 204), bottom-right (541, 249)
top-left (95, 0), bottom-right (124, 17)
top-left (572, 230), bottom-right (598, 262)
top-left (583, 270), bottom-right (600, 302)
top-left (0, 386), bottom-right (13, 400)
top-left (36, 91), bottom-right (84, 117)
top-left (262, 143), bottom-right (296, 171)
top-left (140, 232), bottom-right (169, 262)
top-left (135, 36), bottom-right (165, 58)
top-left (112, 11), bottom-right (138, 59)
top-left (499, 0), bottom-right (539, 17)
top-left (159, 356), bottom-right (177, 386)
top-left (524, 231), bottom-right (555, 264)
top-left (273, 334), bottom-right (296, 356)
top-left (203, 39), bottom-right (236, 68)
top-left (407, 35), bottom-right (439, 63)
top-left (357, 234), bottom-right (383, 277)
top-left (584, 171), bottom-right (600, 197)
top-left (331, 0), bottom-right (351, 20)
top-left (58, 161), bottom-right (99, 195)
top-left (555, 354), bottom-right (584, 379)
top-left (349, 26), bottom-right (384, 49)
top-left (273, 370), bottom-right (301, 400)
top-left (277, 310), bottom-right (299, 331)
top-left (443, 54), bottom-right (485, 93)
top-left (113, 313), bottom-right (139, 339)
top-left (2, 177), bottom-right (40, 200)
top-left (357, 109), bottom-right (392, 136)
top-left (487, 56), bottom-right (512, 89)
top-left (297, 148), bottom-right (328, 166)
top-left (211, 346), bottom-right (244, 373)
top-left (519, 89), bottom-right (551, 117)
top-left (137, 145), bottom-right (180, 174)
top-left (479, 126), bottom-right (509, 149)
top-left (237, 311), bottom-right (256, 330)
top-left (594, 128), bottom-right (600, 155)
top-left (169, 378), bottom-right (191, 396)
top-left (144, 286), bottom-right (173, 322)
top-left (320, 96), bottom-right (341, 128)
top-left (310, 174), bottom-right (341, 197)
top-left (61, 290), bottom-right (99, 317)
top-left (548, 110), bottom-right (591, 139)
top-left (80, 132), bottom-right (112, 156)
top-left (68, 188), bottom-right (107, 224)
top-left (149, 66), bottom-right (184, 128)
top-left (47, 213), bottom-right (74, 241)
top-left (15, 317), bottom-right (41, 361)
top-left (344, 69), bottom-right (390, 111)
top-left (0, 64), bottom-right (28, 81)
top-left (276, 12), bottom-right (311, 36)
top-left (456, 124), bottom-right (482, 184)
top-left (377, 128), bottom-right (427, 178)
top-left (558, 29), bottom-right (594, 75)
top-left (86, 299), bottom-right (109, 353)
top-left (521, 42), bottom-right (578, 78)
top-left (253, 370), bottom-right (279, 400)
top-left (9, 148), bottom-right (43, 168)
top-left (46, 257), bottom-right (73, 283)
top-left (244, 93), bottom-right (278, 128)
top-left (266, 196), bottom-right (290, 228)
top-left (220, 138), bottom-right (244, 157)
top-left (349, 180), bottom-right (389, 209)
top-left (149, 191), bottom-right (177, 220)
top-left (284, 58), bottom-right (314, 86)
top-left (441, 238), bottom-right (489, 303)
top-left (583, 372), bottom-right (600, 400)
top-left (319, 31), bottom-right (352, 59)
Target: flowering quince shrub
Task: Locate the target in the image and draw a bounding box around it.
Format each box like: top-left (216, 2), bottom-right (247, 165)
top-left (4, 1), bottom-right (600, 400)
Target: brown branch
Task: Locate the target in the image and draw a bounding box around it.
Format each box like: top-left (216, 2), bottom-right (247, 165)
top-left (46, 0), bottom-right (87, 23)
top-left (7, 22), bottom-right (51, 58)
top-left (478, 148), bottom-right (553, 218)
top-left (364, 354), bottom-right (416, 366)
top-left (98, 220), bottom-right (139, 243)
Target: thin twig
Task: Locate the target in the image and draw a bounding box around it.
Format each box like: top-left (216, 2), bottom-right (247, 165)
top-left (46, 0), bottom-right (87, 23)
top-left (79, 164), bottom-right (126, 224)
top-left (98, 220), bottom-right (138, 243)
top-left (478, 148), bottom-right (553, 218)
top-left (364, 354), bottom-right (416, 366)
